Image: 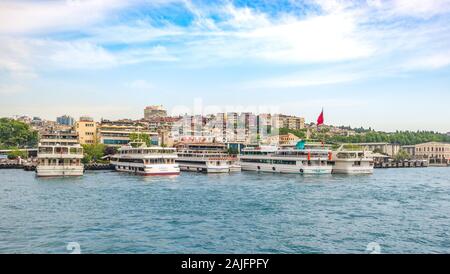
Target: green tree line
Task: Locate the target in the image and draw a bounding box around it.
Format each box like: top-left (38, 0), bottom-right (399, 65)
top-left (327, 131), bottom-right (450, 146)
top-left (278, 128), bottom-right (307, 139)
top-left (81, 143), bottom-right (118, 164)
top-left (278, 127), bottom-right (450, 146)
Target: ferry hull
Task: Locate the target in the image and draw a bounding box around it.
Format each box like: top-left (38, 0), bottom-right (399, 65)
top-left (112, 162), bottom-right (180, 176)
top-left (332, 168), bottom-right (374, 174)
top-left (229, 165), bottom-right (242, 172)
top-left (240, 163), bottom-right (332, 174)
top-left (36, 166), bottom-right (84, 177)
top-left (179, 163), bottom-right (230, 173)
top-left (331, 161), bottom-right (374, 174)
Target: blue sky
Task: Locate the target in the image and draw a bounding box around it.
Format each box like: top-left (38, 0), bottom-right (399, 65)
top-left (1, 0), bottom-right (450, 132)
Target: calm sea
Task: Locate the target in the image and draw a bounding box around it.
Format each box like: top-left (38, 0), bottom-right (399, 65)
top-left (1, 168), bottom-right (449, 254)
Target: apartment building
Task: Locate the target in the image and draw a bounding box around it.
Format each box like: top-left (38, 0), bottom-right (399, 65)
top-left (415, 142), bottom-right (450, 164)
top-left (74, 116), bottom-right (97, 145)
top-left (98, 120), bottom-right (158, 146)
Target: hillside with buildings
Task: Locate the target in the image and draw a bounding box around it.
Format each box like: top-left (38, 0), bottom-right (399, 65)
top-left (3, 104), bottom-right (449, 165)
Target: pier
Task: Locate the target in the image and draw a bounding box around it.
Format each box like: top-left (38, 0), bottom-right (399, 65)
top-left (84, 163), bottom-right (115, 171)
top-left (374, 159), bottom-right (429, 169)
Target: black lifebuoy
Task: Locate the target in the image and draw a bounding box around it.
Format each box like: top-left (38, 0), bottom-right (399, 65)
top-left (272, 167), bottom-right (276, 171)
top-left (300, 169), bottom-right (304, 174)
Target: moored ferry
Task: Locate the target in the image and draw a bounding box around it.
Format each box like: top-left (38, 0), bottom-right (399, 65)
top-left (36, 131), bottom-right (84, 177)
top-left (176, 143), bottom-right (241, 173)
top-left (330, 145), bottom-right (374, 174)
top-left (110, 142), bottom-right (180, 176)
top-left (239, 144), bottom-right (332, 174)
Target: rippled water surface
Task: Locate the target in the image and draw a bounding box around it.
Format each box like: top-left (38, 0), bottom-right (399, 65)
top-left (1, 168), bottom-right (450, 254)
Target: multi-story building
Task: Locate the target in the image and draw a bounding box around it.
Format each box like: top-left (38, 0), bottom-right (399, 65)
top-left (98, 120), bottom-right (158, 146)
top-left (355, 142), bottom-right (401, 157)
top-left (272, 114), bottom-right (305, 131)
top-left (144, 105), bottom-right (167, 120)
top-left (415, 142), bottom-right (450, 164)
top-left (267, 133), bottom-right (300, 145)
top-left (31, 118), bottom-right (72, 135)
top-left (146, 117), bottom-right (181, 132)
top-left (239, 112), bottom-right (258, 143)
top-left (56, 115), bottom-right (75, 126)
top-left (225, 112), bottom-right (239, 142)
top-left (75, 116), bottom-right (97, 145)
top-left (256, 114), bottom-right (277, 140)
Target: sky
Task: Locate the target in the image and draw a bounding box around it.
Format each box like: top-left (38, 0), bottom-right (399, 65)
top-left (1, 0), bottom-right (450, 132)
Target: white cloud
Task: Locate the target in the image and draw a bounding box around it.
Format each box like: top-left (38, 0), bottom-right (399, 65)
top-left (0, 38), bottom-right (178, 73)
top-left (1, 0), bottom-right (450, 79)
top-left (401, 51), bottom-right (450, 71)
top-left (0, 0), bottom-right (129, 35)
top-left (387, 0), bottom-right (450, 18)
top-left (84, 21), bottom-right (185, 44)
top-left (241, 12), bottom-right (374, 63)
top-left (126, 80), bottom-right (154, 89)
top-left (244, 70), bottom-right (362, 89)
top-left (49, 41), bottom-right (117, 69)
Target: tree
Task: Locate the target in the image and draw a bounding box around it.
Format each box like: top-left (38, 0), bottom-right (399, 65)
top-left (0, 118), bottom-right (38, 148)
top-left (129, 133), bottom-right (151, 147)
top-left (7, 148), bottom-right (27, 160)
top-left (82, 143), bottom-right (106, 164)
top-left (327, 130), bottom-right (450, 146)
top-left (394, 149), bottom-right (411, 161)
top-left (279, 128), bottom-right (307, 139)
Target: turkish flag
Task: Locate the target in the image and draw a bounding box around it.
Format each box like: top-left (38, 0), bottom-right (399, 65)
top-left (317, 109), bottom-right (324, 126)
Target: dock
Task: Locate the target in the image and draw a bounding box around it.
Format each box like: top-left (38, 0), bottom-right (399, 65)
top-left (374, 159), bottom-right (429, 169)
top-left (84, 163), bottom-right (115, 171)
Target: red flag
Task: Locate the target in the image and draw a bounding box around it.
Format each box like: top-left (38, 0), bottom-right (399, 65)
top-left (317, 109), bottom-right (324, 126)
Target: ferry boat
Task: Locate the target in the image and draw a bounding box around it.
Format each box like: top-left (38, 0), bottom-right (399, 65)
top-left (330, 145), bottom-right (374, 174)
top-left (110, 142), bottom-right (180, 176)
top-left (239, 144), bottom-right (332, 174)
top-left (36, 131), bottom-right (84, 177)
top-left (176, 143), bottom-right (241, 173)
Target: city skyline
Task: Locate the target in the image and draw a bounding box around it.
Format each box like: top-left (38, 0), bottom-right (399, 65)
top-left (1, 0), bottom-right (450, 132)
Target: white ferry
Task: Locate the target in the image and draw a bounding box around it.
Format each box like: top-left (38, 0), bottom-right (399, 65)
top-left (110, 142), bottom-right (180, 176)
top-left (176, 143), bottom-right (241, 173)
top-left (239, 145), bottom-right (332, 174)
top-left (330, 145), bottom-right (374, 174)
top-left (36, 131), bottom-right (84, 177)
